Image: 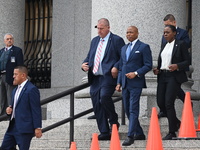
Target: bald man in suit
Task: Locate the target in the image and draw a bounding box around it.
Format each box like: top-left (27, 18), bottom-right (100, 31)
top-left (116, 26), bottom-right (152, 146)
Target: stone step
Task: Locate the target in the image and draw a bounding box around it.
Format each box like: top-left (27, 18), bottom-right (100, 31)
top-left (1, 118), bottom-right (200, 150)
top-left (0, 117), bottom-right (179, 140)
top-left (29, 139), bottom-right (200, 150)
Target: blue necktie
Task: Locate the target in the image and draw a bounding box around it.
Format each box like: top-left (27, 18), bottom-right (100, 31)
top-left (126, 42), bottom-right (132, 60)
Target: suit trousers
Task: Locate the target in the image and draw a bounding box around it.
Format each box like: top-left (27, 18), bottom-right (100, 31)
top-left (90, 75), bottom-right (118, 135)
top-left (177, 88), bottom-right (185, 102)
top-left (0, 74), bottom-right (15, 115)
top-left (1, 119), bottom-right (34, 150)
top-left (159, 87), bottom-right (185, 114)
top-left (157, 72), bottom-right (181, 132)
top-left (122, 87), bottom-right (144, 138)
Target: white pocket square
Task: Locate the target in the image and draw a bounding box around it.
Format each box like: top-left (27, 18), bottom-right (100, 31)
top-left (135, 51), bottom-right (140, 53)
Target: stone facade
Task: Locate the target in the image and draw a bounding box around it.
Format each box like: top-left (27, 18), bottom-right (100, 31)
top-left (0, 0), bottom-right (200, 117)
top-left (192, 0), bottom-right (200, 92)
top-left (0, 0), bottom-right (25, 49)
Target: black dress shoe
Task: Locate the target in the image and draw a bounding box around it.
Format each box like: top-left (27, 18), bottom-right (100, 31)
top-left (134, 134), bottom-right (146, 140)
top-left (87, 115), bottom-right (96, 119)
top-left (122, 137), bottom-right (134, 146)
top-left (98, 134), bottom-right (111, 140)
top-left (158, 112), bottom-right (167, 118)
top-left (162, 132), bottom-right (176, 140)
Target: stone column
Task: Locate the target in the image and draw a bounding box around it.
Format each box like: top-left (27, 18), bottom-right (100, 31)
top-left (192, 0), bottom-right (200, 93)
top-left (0, 0), bottom-right (25, 48)
top-left (51, 0), bottom-right (92, 89)
top-left (91, 0), bottom-right (187, 60)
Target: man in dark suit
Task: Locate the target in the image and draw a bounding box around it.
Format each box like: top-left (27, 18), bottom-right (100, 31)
top-left (1, 65), bottom-right (42, 150)
top-left (158, 14), bottom-right (191, 119)
top-left (116, 26), bottom-right (152, 146)
top-left (154, 25), bottom-right (189, 140)
top-left (81, 18), bottom-right (125, 140)
top-left (162, 14), bottom-right (191, 49)
top-left (0, 33), bottom-right (24, 116)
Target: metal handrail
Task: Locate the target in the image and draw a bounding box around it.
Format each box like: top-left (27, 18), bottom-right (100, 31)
top-left (40, 82), bottom-right (90, 105)
top-left (41, 96), bottom-right (122, 133)
top-left (0, 82), bottom-right (124, 148)
top-left (0, 82), bottom-right (90, 121)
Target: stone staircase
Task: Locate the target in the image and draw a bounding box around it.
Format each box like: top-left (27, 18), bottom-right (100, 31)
top-left (1, 116), bottom-right (200, 150)
top-left (1, 92), bottom-right (200, 150)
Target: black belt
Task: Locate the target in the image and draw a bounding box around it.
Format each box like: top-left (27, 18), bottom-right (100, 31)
top-left (160, 69), bottom-right (171, 73)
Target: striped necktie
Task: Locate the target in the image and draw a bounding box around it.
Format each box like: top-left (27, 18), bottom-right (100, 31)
top-left (93, 39), bottom-right (104, 74)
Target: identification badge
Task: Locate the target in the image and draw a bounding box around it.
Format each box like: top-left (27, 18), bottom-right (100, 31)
top-left (11, 57), bottom-right (15, 63)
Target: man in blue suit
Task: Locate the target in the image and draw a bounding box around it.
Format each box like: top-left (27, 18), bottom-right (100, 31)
top-left (82, 18), bottom-right (125, 140)
top-left (116, 26), bottom-right (152, 146)
top-left (158, 14), bottom-right (191, 118)
top-left (1, 65), bottom-right (42, 150)
top-left (0, 33), bottom-right (24, 116)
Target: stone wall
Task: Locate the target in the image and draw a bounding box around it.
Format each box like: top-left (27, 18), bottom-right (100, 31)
top-left (0, 1), bottom-right (25, 49)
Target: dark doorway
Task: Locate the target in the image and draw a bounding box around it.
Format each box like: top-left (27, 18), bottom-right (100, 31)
top-left (24, 0), bottom-right (52, 88)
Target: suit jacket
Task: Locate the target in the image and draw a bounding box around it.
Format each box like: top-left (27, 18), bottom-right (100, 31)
top-left (0, 46), bottom-right (24, 85)
top-left (117, 40), bottom-right (152, 89)
top-left (157, 40), bottom-right (189, 84)
top-left (83, 32), bottom-right (125, 86)
top-left (10, 81), bottom-right (42, 134)
top-left (162, 27), bottom-right (191, 49)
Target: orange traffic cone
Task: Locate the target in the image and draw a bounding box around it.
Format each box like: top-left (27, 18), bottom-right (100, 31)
top-left (146, 107), bottom-right (163, 150)
top-left (110, 124), bottom-right (121, 150)
top-left (70, 141), bottom-right (77, 150)
top-left (196, 113), bottom-right (200, 131)
top-left (90, 133), bottom-right (100, 150)
top-left (178, 92), bottom-right (198, 139)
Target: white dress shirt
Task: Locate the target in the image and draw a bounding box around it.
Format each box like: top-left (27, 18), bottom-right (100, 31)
top-left (160, 40), bottom-right (175, 70)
